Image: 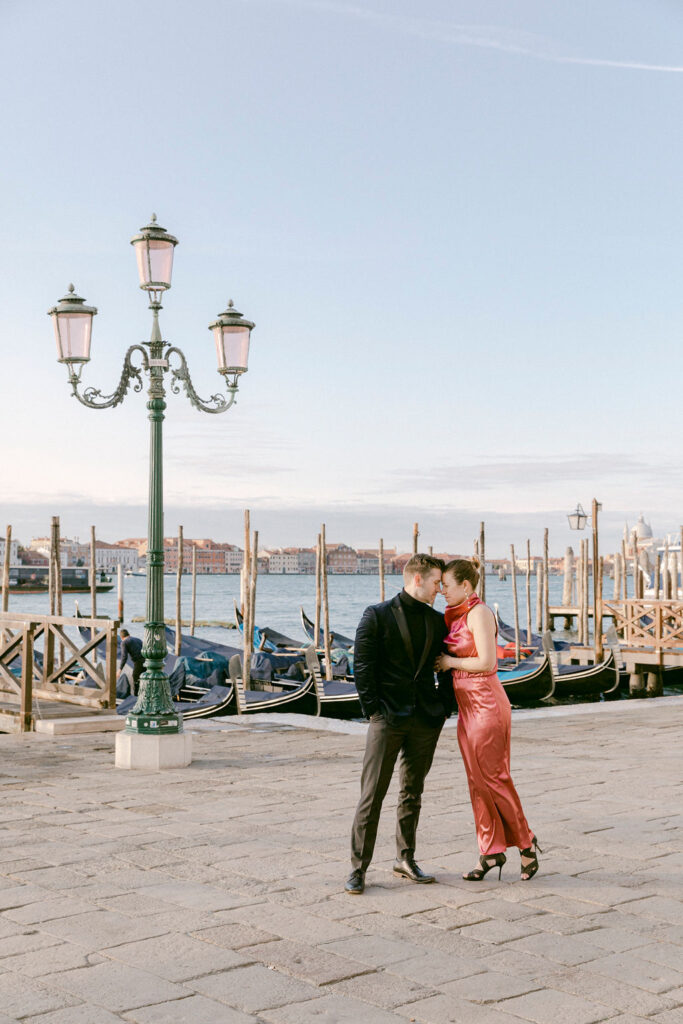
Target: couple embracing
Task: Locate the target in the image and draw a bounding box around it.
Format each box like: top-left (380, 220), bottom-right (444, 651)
top-left (345, 553), bottom-right (540, 894)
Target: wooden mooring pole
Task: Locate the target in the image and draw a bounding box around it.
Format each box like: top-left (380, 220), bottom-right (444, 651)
top-left (89, 526), bottom-right (97, 666)
top-left (379, 538), bottom-right (385, 601)
top-left (241, 510), bottom-right (251, 616)
top-left (1, 524), bottom-right (10, 644)
top-left (479, 522), bottom-right (486, 602)
top-left (412, 522), bottom-right (419, 555)
top-left (535, 561), bottom-right (543, 632)
top-left (175, 526), bottom-right (183, 657)
top-left (117, 564), bottom-right (124, 622)
top-left (314, 533), bottom-right (322, 648)
top-left (542, 528), bottom-right (550, 633)
top-left (562, 546), bottom-right (574, 630)
top-left (190, 545), bottom-right (197, 636)
top-left (510, 544), bottom-right (520, 663)
top-left (321, 524), bottom-right (332, 680)
top-left (525, 539), bottom-right (531, 644)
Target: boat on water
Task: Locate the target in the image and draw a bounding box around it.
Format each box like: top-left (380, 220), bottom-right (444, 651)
top-left (233, 601), bottom-right (304, 651)
top-left (303, 645), bottom-right (362, 718)
top-left (9, 566), bottom-right (114, 594)
top-left (497, 653), bottom-right (555, 704)
top-left (300, 607), bottom-right (355, 650)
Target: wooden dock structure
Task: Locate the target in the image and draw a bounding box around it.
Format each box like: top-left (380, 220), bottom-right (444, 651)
top-left (0, 611), bottom-right (118, 733)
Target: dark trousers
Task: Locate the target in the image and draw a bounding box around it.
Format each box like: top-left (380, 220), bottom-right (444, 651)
top-left (350, 714), bottom-right (444, 871)
top-left (132, 662), bottom-right (144, 696)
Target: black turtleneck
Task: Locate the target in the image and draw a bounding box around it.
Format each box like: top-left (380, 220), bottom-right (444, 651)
top-left (398, 589), bottom-right (427, 661)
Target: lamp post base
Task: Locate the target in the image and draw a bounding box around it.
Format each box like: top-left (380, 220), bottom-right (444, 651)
top-left (125, 712), bottom-right (182, 735)
top-left (115, 730), bottom-right (192, 770)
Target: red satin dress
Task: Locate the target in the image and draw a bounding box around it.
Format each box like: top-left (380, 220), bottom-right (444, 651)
top-left (446, 594), bottom-right (534, 855)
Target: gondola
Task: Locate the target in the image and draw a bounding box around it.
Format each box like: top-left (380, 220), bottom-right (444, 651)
top-left (303, 646), bottom-right (362, 718)
top-left (494, 609), bottom-right (571, 651)
top-left (300, 607), bottom-right (354, 650)
top-left (497, 652), bottom-right (555, 704)
top-left (228, 654), bottom-right (320, 715)
top-left (541, 633), bottom-right (619, 698)
top-left (233, 601), bottom-right (304, 652)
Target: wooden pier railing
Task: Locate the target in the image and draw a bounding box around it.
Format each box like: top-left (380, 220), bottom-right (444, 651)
top-left (603, 599), bottom-right (683, 653)
top-left (0, 613), bottom-right (118, 732)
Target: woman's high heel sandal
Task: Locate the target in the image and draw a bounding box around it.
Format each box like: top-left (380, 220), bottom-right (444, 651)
top-left (520, 836), bottom-right (542, 881)
top-left (463, 852), bottom-right (506, 881)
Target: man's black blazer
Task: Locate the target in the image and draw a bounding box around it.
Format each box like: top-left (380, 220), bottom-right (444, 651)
top-left (354, 593), bottom-right (454, 725)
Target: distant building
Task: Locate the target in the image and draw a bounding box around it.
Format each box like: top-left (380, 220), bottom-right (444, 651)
top-left (326, 543), bottom-right (357, 574)
top-left (0, 537), bottom-right (19, 565)
top-left (93, 542), bottom-right (140, 571)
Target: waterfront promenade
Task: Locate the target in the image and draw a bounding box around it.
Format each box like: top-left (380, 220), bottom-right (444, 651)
top-left (0, 701), bottom-right (681, 1023)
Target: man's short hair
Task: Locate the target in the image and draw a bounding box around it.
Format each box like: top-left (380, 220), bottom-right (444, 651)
top-left (403, 553), bottom-right (445, 581)
top-left (120, 628), bottom-right (129, 638)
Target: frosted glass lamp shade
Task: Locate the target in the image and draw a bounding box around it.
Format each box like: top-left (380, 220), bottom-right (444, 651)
top-left (49, 285), bottom-right (97, 364)
top-left (567, 504), bottom-right (588, 530)
top-left (130, 214), bottom-right (178, 291)
top-left (209, 301), bottom-right (254, 377)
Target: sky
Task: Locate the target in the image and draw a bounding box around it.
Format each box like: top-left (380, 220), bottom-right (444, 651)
top-left (1, 0), bottom-right (682, 556)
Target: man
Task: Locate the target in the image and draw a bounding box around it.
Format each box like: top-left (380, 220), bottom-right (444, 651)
top-left (345, 553), bottom-right (454, 894)
top-left (119, 629), bottom-right (145, 696)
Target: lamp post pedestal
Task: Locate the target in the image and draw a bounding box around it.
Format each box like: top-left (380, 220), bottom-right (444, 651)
top-left (115, 730), bottom-right (192, 770)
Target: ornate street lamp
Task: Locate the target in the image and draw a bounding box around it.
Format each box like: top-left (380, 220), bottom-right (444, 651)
top-left (49, 215), bottom-right (253, 756)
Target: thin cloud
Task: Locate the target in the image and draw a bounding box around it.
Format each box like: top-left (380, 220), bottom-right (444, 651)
top-left (268, 0), bottom-right (683, 74)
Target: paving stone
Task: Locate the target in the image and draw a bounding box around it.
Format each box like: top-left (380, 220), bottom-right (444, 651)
top-left (1, 942), bottom-right (105, 978)
top-left (617, 896), bottom-right (683, 925)
top-left (245, 938), bottom-right (372, 985)
top-left (40, 909), bottom-right (170, 949)
top-left (385, 948), bottom-right (486, 986)
top-left (101, 931), bottom-right (249, 981)
top-left (442, 971), bottom-right (544, 1003)
top-left (191, 921), bottom-right (280, 949)
top-left (0, 930), bottom-right (62, 958)
top-left (23, 1006), bottom-right (124, 1024)
top-left (190, 963), bottom-right (321, 1011)
top-left (136, 880), bottom-right (255, 912)
top-left (322, 933), bottom-right (426, 967)
top-left (328, 969), bottom-right (437, 1009)
top-left (542, 966), bottom-right (680, 1017)
top-left (648, 1009), bottom-right (683, 1023)
top-left (500, 987), bottom-right (614, 1023)
top-left (637, 942), bottom-right (683, 973)
top-left (224, 901), bottom-right (357, 943)
top-left (3, 895), bottom-right (94, 924)
top-left (260, 993), bottom-right (407, 1023)
top-left (124, 994), bottom-right (257, 1023)
top-left (458, 918), bottom-right (543, 944)
top-left (588, 950), bottom-right (683, 994)
top-left (507, 930), bottom-right (611, 966)
top-left (391, 991), bottom-right (523, 1022)
top-left (0, 884), bottom-right (50, 910)
top-left (0, 972), bottom-right (79, 1018)
top-left (41, 959), bottom-right (187, 1012)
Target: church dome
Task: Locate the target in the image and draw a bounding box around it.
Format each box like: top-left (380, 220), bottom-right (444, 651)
top-left (635, 514), bottom-right (653, 539)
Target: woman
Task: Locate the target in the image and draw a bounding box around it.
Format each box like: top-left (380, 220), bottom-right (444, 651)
top-left (435, 558), bottom-right (541, 881)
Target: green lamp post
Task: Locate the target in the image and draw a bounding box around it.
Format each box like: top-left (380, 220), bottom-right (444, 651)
top-left (49, 215), bottom-right (254, 739)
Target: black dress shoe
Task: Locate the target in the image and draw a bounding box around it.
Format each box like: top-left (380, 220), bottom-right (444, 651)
top-left (344, 869), bottom-right (365, 894)
top-left (393, 857), bottom-right (435, 883)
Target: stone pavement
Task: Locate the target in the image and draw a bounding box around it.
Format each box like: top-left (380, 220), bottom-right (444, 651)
top-left (0, 699), bottom-right (682, 1024)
